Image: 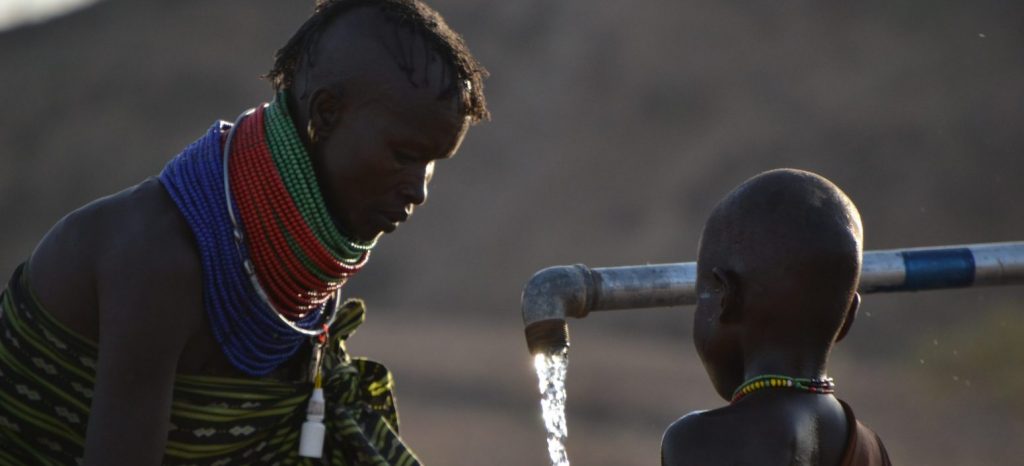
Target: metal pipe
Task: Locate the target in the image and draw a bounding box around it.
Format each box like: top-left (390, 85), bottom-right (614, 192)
top-left (859, 242), bottom-right (1024, 292)
top-left (522, 241), bottom-right (1024, 354)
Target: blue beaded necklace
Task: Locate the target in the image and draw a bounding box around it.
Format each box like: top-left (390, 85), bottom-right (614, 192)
top-left (159, 119), bottom-right (339, 376)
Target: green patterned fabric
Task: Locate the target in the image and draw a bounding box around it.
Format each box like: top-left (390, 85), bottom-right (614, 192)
top-left (0, 264), bottom-right (420, 466)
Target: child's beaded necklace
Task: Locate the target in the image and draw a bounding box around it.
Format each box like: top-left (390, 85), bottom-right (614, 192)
top-left (730, 374), bottom-right (836, 403)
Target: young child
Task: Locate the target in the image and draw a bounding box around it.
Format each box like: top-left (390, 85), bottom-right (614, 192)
top-left (661, 169), bottom-right (891, 466)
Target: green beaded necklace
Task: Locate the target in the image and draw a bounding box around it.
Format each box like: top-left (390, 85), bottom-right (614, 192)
top-left (730, 374), bottom-right (836, 403)
top-left (263, 92), bottom-right (376, 262)
top-left (225, 96), bottom-right (376, 321)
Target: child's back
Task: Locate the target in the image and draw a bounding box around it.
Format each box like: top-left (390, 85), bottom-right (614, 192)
top-left (661, 169), bottom-right (891, 466)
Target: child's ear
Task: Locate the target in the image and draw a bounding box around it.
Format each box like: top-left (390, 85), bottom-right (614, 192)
top-left (835, 292), bottom-right (860, 343)
top-left (713, 267), bottom-right (742, 323)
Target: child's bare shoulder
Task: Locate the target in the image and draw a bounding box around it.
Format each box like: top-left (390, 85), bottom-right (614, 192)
top-left (661, 408), bottom-right (740, 466)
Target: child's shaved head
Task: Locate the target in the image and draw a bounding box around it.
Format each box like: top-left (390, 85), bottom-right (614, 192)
top-left (694, 169), bottom-right (863, 399)
top-left (664, 170), bottom-right (891, 466)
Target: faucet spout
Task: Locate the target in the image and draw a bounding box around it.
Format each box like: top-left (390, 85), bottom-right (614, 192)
top-left (521, 265), bottom-right (594, 354)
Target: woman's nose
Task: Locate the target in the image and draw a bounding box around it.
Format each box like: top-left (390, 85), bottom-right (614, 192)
top-left (400, 178), bottom-right (428, 206)
top-left (402, 162), bottom-right (434, 206)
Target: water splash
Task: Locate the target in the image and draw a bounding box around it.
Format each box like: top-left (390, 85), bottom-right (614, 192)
top-left (534, 348), bottom-right (570, 466)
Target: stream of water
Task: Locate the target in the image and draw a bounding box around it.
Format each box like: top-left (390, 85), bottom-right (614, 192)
top-left (534, 348), bottom-right (570, 466)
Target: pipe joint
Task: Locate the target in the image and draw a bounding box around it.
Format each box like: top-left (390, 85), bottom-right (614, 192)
top-left (521, 264), bottom-right (595, 354)
top-left (521, 264), bottom-right (594, 326)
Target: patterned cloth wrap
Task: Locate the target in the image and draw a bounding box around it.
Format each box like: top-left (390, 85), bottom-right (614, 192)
top-left (0, 264), bottom-right (420, 466)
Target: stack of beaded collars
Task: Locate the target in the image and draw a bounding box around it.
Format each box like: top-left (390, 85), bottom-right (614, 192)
top-left (160, 92), bottom-right (375, 376)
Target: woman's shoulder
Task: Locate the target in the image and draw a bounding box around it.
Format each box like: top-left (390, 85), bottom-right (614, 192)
top-left (29, 177), bottom-right (204, 342)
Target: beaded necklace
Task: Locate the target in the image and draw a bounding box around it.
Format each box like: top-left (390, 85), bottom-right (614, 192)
top-left (730, 374), bottom-right (836, 403)
top-left (226, 96), bottom-right (374, 318)
top-left (159, 92), bottom-right (374, 376)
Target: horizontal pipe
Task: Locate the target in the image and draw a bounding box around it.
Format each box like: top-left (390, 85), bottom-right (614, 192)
top-left (522, 241), bottom-right (1024, 328)
top-left (859, 242), bottom-right (1024, 292)
top-left (588, 263), bottom-right (697, 310)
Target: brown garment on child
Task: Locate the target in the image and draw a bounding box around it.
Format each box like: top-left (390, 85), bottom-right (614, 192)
top-left (838, 400), bottom-right (892, 466)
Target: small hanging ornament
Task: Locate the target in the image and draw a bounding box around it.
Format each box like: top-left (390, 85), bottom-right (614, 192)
top-left (300, 331), bottom-right (329, 458)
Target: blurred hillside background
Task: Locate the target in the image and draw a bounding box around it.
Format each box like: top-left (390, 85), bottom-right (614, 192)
top-left (1, 0), bottom-right (1022, 464)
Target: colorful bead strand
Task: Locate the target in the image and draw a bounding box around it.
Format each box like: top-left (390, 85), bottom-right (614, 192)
top-left (161, 122), bottom-right (329, 375)
top-left (730, 374), bottom-right (836, 403)
top-left (263, 94), bottom-right (375, 261)
top-left (223, 104), bottom-right (368, 322)
top-left (229, 108), bottom-right (338, 315)
top-left (158, 92), bottom-right (375, 376)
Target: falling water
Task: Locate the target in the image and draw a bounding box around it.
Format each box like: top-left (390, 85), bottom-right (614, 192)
top-left (534, 348), bottom-right (570, 466)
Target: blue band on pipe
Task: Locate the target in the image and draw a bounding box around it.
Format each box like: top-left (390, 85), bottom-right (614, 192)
top-left (899, 248), bottom-right (976, 291)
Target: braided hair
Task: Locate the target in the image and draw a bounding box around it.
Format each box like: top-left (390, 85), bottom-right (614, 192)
top-left (266, 0), bottom-right (489, 122)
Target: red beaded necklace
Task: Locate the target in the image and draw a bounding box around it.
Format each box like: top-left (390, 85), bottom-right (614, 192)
top-left (227, 101), bottom-right (371, 320)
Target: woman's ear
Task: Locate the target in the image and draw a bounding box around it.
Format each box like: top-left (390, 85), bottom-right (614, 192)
top-left (835, 292), bottom-right (860, 343)
top-left (713, 267), bottom-right (742, 323)
top-left (307, 87), bottom-right (345, 140)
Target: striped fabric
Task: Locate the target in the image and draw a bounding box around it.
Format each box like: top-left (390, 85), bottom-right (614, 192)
top-left (0, 264), bottom-right (420, 466)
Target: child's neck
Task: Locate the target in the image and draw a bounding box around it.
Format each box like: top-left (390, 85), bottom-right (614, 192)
top-left (742, 347), bottom-right (830, 382)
